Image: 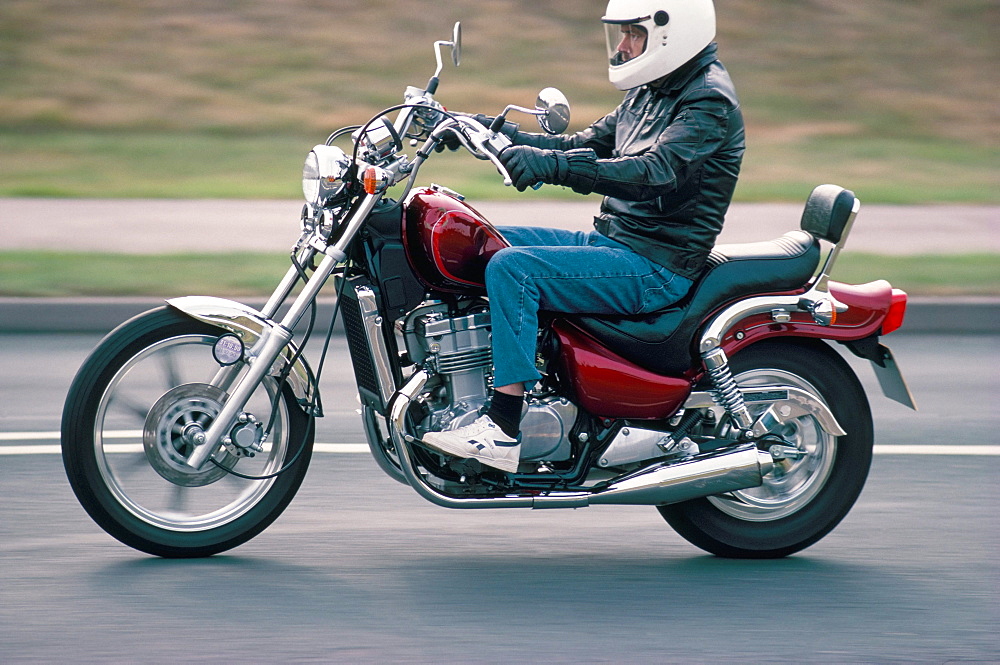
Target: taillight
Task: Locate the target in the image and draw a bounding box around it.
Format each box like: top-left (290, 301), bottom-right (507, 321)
top-left (881, 289), bottom-right (908, 335)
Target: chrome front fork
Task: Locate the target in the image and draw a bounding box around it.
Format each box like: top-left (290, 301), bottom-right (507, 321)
top-left (184, 253), bottom-right (336, 471)
top-left (186, 323), bottom-right (297, 469)
top-left (184, 194), bottom-right (381, 471)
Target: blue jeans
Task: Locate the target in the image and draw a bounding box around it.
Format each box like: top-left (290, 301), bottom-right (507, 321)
top-left (487, 226), bottom-right (694, 388)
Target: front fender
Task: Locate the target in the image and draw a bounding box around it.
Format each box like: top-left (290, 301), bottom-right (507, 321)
top-left (167, 296), bottom-right (316, 408)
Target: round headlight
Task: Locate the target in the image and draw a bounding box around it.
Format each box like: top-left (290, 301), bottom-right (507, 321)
top-left (302, 145), bottom-right (351, 207)
top-left (302, 150), bottom-right (321, 204)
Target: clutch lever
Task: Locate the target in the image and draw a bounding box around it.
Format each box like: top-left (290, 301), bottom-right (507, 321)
top-left (461, 120), bottom-right (516, 187)
top-left (430, 118), bottom-right (542, 190)
top-left (468, 123), bottom-right (544, 190)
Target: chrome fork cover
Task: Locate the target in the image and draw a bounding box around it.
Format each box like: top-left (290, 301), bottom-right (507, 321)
top-left (167, 296), bottom-right (315, 405)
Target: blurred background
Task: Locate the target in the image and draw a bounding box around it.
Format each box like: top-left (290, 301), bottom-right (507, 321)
top-left (0, 0), bottom-right (997, 298)
top-left (1, 0), bottom-right (996, 202)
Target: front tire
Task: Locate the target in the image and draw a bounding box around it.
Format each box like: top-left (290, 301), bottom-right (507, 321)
top-left (659, 340), bottom-right (873, 558)
top-left (62, 307), bottom-right (314, 557)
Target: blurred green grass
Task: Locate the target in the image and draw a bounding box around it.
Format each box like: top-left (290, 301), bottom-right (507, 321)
top-left (1, 0), bottom-right (997, 203)
top-left (1, 130), bottom-right (996, 203)
top-left (1, 2), bottom-right (995, 297)
top-left (2, 251), bottom-right (997, 297)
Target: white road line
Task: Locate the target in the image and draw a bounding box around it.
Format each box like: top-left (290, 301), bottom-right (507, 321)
top-left (1, 432), bottom-right (997, 457)
top-left (0, 430), bottom-right (143, 441)
top-left (2, 444), bottom-right (65, 455)
top-left (0, 441), bottom-right (370, 455)
top-left (871, 445), bottom-right (1000, 455)
top-left (315, 443), bottom-right (370, 453)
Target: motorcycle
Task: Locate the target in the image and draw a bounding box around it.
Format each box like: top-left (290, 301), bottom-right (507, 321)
top-left (62, 23), bottom-right (916, 559)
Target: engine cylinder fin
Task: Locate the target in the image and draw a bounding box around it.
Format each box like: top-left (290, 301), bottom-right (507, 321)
top-left (434, 348), bottom-right (492, 374)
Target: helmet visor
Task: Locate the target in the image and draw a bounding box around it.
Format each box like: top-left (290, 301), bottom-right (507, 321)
top-left (604, 21), bottom-right (648, 66)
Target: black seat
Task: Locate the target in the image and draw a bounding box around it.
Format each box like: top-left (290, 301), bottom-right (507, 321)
top-left (567, 231), bottom-right (821, 375)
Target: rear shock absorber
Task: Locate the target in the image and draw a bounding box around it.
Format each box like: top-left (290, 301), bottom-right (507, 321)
top-left (701, 348), bottom-right (754, 432)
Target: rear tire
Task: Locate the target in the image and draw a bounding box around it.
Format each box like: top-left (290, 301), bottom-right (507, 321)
top-left (658, 340), bottom-right (873, 558)
top-left (62, 307), bottom-right (313, 557)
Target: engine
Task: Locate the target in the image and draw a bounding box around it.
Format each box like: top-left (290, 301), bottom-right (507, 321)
top-left (402, 303), bottom-right (577, 462)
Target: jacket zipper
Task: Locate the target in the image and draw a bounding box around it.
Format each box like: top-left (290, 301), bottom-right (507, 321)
top-left (620, 90), bottom-right (655, 157)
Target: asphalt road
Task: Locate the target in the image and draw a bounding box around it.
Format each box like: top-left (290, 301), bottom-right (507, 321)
top-left (1, 332), bottom-right (998, 663)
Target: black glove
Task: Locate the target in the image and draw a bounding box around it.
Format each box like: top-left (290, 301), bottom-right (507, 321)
top-left (498, 145), bottom-right (560, 191)
top-left (499, 145), bottom-right (601, 194)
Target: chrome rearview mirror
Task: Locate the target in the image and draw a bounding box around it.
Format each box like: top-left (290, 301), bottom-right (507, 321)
top-left (536, 87), bottom-right (570, 135)
top-left (494, 87), bottom-right (572, 135)
top-left (431, 22), bottom-right (462, 88)
top-left (451, 22), bottom-right (462, 67)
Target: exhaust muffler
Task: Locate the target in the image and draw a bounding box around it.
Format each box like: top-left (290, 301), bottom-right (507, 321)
top-left (578, 443), bottom-right (774, 507)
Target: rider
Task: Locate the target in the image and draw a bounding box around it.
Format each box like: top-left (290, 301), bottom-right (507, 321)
top-left (423, 0), bottom-right (745, 473)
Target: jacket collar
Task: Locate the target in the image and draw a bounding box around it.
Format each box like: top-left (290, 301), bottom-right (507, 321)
top-left (647, 43), bottom-right (719, 96)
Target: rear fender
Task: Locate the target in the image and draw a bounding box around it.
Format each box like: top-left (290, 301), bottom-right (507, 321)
top-left (167, 296), bottom-right (316, 408)
top-left (709, 280), bottom-right (896, 358)
top-left (701, 281), bottom-right (916, 409)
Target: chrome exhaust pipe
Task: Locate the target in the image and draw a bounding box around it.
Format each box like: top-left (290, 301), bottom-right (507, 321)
top-left (388, 372), bottom-right (772, 510)
top-left (388, 370), bottom-right (547, 509)
top-left (581, 443), bottom-right (774, 507)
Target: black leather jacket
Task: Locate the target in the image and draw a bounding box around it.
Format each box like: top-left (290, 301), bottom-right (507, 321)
top-left (513, 44), bottom-right (744, 279)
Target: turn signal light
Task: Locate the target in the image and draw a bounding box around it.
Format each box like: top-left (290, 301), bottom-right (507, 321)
top-left (882, 289), bottom-right (908, 335)
top-left (363, 166), bottom-right (389, 195)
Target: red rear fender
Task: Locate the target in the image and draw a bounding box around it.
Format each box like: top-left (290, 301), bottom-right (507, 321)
top-left (716, 280), bottom-right (906, 358)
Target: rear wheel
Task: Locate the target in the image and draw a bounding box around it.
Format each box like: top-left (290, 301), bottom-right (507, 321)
top-left (658, 340), bottom-right (873, 558)
top-left (62, 307), bottom-right (313, 557)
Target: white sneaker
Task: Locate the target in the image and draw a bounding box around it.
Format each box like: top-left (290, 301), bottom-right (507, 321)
top-left (422, 415), bottom-right (521, 473)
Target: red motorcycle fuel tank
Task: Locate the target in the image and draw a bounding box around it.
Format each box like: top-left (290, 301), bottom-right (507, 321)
top-left (403, 186), bottom-right (691, 420)
top-left (403, 186), bottom-right (510, 294)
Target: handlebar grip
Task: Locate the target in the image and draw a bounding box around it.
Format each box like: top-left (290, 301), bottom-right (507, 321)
top-left (487, 138), bottom-right (540, 189)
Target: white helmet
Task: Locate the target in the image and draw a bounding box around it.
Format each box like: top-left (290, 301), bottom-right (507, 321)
top-left (602, 0), bottom-right (716, 90)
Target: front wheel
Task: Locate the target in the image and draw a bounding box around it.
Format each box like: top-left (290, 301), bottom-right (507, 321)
top-left (658, 340), bottom-right (873, 558)
top-left (62, 307), bottom-right (314, 557)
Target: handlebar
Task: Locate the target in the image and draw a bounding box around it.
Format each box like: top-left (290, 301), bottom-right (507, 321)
top-left (353, 26), bottom-right (561, 195)
top-left (429, 116), bottom-right (515, 186)
top-left (356, 100), bottom-right (539, 195)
